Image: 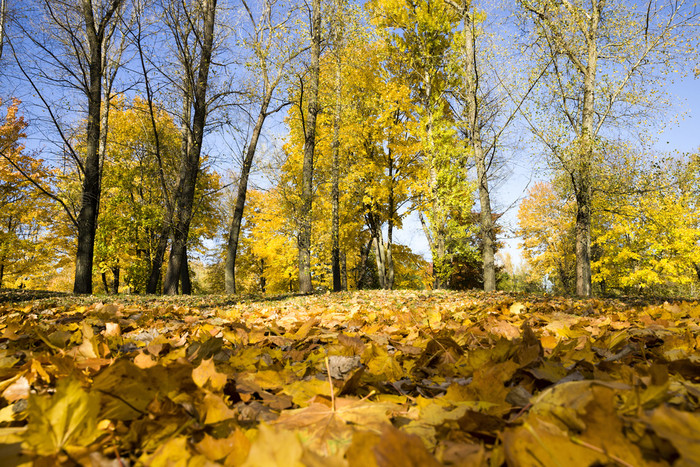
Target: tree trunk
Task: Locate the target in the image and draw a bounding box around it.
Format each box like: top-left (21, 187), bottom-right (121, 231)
top-left (574, 5), bottom-right (599, 297)
top-left (330, 1), bottom-right (343, 293)
top-left (357, 238), bottom-right (373, 289)
top-left (461, 8), bottom-right (496, 292)
top-left (112, 265), bottom-right (119, 294)
top-left (340, 251), bottom-right (347, 290)
top-left (180, 246), bottom-right (191, 294)
top-left (330, 55), bottom-right (342, 292)
top-left (259, 258), bottom-right (266, 293)
top-left (0, 262), bottom-right (4, 289)
top-left (73, 0), bottom-right (123, 294)
top-left (297, 0), bottom-right (321, 294)
top-left (422, 78), bottom-right (447, 289)
top-left (163, 0), bottom-right (217, 295)
top-left (225, 93), bottom-right (271, 294)
top-left (0, 0), bottom-right (7, 61)
top-left (386, 150), bottom-right (395, 290)
top-left (101, 271), bottom-right (109, 292)
top-left (574, 177), bottom-right (592, 296)
top-left (147, 226), bottom-right (169, 293)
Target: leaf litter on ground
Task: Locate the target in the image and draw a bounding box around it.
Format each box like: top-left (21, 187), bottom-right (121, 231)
top-left (0, 289), bottom-right (698, 465)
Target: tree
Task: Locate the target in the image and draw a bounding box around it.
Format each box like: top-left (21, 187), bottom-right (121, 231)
top-left (223, 0), bottom-right (305, 294)
top-left (0, 0), bottom-right (6, 61)
top-left (342, 40), bottom-right (421, 290)
top-left (368, 0), bottom-right (474, 288)
top-left (0, 99), bottom-right (59, 288)
top-left (519, 0), bottom-right (700, 296)
top-left (329, 0), bottom-right (346, 292)
top-left (297, 0), bottom-right (322, 294)
top-left (518, 181), bottom-right (576, 293)
top-left (7, 0), bottom-right (125, 294)
top-left (162, 0), bottom-right (218, 295)
top-left (95, 97), bottom-right (221, 294)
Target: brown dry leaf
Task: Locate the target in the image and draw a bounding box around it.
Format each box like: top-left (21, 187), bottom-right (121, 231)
top-left (338, 333), bottom-right (366, 354)
top-left (373, 425), bottom-right (440, 467)
top-left (345, 431), bottom-right (381, 467)
top-left (643, 405), bottom-right (700, 466)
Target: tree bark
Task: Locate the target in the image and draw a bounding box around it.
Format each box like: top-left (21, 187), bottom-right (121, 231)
top-left (147, 226), bottom-right (169, 293)
top-left (574, 4), bottom-right (600, 297)
top-left (112, 265), bottom-right (119, 294)
top-left (0, 0), bottom-right (6, 61)
top-left (331, 51), bottom-right (342, 292)
top-left (357, 237), bottom-right (373, 289)
top-left (340, 251), bottom-right (347, 290)
top-left (163, 0), bottom-right (217, 295)
top-left (73, 0), bottom-right (123, 294)
top-left (330, 0), bottom-right (344, 293)
top-left (462, 10), bottom-right (496, 292)
top-left (225, 93), bottom-right (271, 294)
top-left (180, 245), bottom-right (191, 294)
top-left (297, 0), bottom-right (321, 294)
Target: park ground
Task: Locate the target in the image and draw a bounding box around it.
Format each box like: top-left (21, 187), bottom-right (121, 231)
top-left (0, 289), bottom-right (698, 465)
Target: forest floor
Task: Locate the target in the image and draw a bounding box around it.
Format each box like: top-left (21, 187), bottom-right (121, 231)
top-left (0, 289), bottom-right (698, 466)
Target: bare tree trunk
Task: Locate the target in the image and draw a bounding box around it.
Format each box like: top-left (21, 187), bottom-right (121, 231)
top-left (357, 238), bottom-right (373, 289)
top-left (180, 245), bottom-right (191, 294)
top-left (458, 8), bottom-right (496, 291)
top-left (112, 265), bottom-right (119, 294)
top-left (297, 0), bottom-right (321, 294)
top-left (330, 54), bottom-right (342, 292)
top-left (163, 0), bottom-right (217, 295)
top-left (101, 271), bottom-right (109, 292)
top-left (132, 5), bottom-right (173, 295)
top-left (340, 251), bottom-right (347, 290)
top-left (386, 153), bottom-right (395, 290)
top-left (74, 0), bottom-right (123, 294)
top-left (574, 5), bottom-right (600, 298)
top-left (146, 227), bottom-right (168, 293)
top-left (330, 0), bottom-right (344, 293)
top-left (0, 0), bottom-right (6, 61)
top-left (574, 172), bottom-right (592, 296)
top-left (225, 94), bottom-right (271, 294)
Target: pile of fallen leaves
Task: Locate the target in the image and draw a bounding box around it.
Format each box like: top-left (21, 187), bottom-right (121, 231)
top-left (0, 290), bottom-right (698, 466)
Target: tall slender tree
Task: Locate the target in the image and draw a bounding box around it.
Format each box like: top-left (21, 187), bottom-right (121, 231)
top-left (297, 0), bottom-right (322, 294)
top-left (224, 0), bottom-right (304, 294)
top-left (7, 0), bottom-right (125, 294)
top-left (0, 0), bottom-right (6, 61)
top-left (163, 0), bottom-right (218, 295)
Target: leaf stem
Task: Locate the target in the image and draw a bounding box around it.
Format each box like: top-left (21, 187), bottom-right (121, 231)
top-left (570, 436), bottom-right (635, 467)
top-left (324, 356), bottom-right (336, 412)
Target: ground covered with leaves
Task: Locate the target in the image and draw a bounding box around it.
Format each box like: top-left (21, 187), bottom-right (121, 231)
top-left (0, 290), bottom-right (698, 466)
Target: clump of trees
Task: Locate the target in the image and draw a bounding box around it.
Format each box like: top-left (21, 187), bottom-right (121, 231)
top-left (0, 0), bottom-right (697, 297)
